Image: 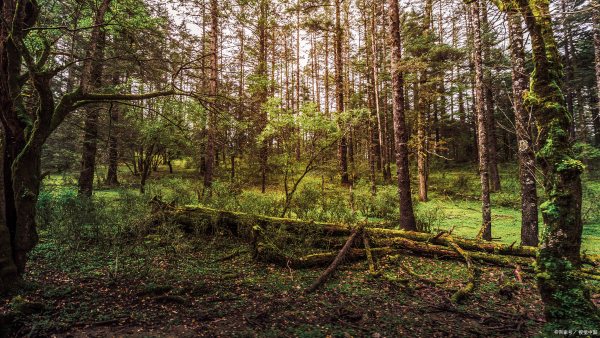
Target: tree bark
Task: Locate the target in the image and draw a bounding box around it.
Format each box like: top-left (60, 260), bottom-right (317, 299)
top-left (203, 0), bottom-right (219, 196)
top-left (507, 10), bottom-right (538, 247)
top-left (481, 2), bottom-right (501, 192)
top-left (335, 0), bottom-right (349, 185)
top-left (257, 0), bottom-right (269, 193)
top-left (471, 0), bottom-right (492, 241)
top-left (0, 125), bottom-right (17, 292)
top-left (105, 77), bottom-right (120, 187)
top-left (508, 0), bottom-right (600, 329)
top-left (78, 0), bottom-right (111, 197)
top-left (388, 0), bottom-right (417, 231)
top-left (593, 5), bottom-right (600, 146)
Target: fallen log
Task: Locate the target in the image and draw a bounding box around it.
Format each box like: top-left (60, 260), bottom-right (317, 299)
top-left (151, 204), bottom-right (597, 269)
top-left (447, 236), bottom-right (479, 303)
top-left (377, 236), bottom-right (534, 269)
top-left (305, 226), bottom-right (363, 293)
top-left (257, 245), bottom-right (412, 268)
top-left (368, 228), bottom-right (537, 258)
top-left (155, 205), bottom-right (351, 238)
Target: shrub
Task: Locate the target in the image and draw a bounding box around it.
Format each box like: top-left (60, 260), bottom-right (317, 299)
top-left (414, 205), bottom-right (445, 233)
top-left (36, 188), bottom-right (149, 249)
top-left (145, 177), bottom-right (197, 205)
top-left (236, 190), bottom-right (282, 217)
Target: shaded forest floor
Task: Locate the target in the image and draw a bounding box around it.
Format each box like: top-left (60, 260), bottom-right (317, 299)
top-left (2, 163), bottom-right (600, 336)
top-left (2, 235), bottom-right (554, 337)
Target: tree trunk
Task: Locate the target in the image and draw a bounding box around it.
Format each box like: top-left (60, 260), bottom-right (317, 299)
top-left (257, 0), bottom-right (269, 193)
top-left (388, 0), bottom-right (417, 231)
top-left (481, 2), bottom-right (501, 192)
top-left (0, 127), bottom-right (17, 292)
top-left (105, 90), bottom-right (120, 187)
top-left (78, 0), bottom-right (110, 197)
top-left (335, 0), bottom-right (349, 185)
top-left (561, 0), bottom-right (576, 139)
top-left (593, 5), bottom-right (600, 146)
top-left (509, 0), bottom-right (600, 329)
top-left (78, 104), bottom-right (101, 196)
top-left (417, 78), bottom-right (428, 202)
top-left (507, 10), bottom-right (538, 247)
top-left (203, 0), bottom-right (219, 196)
top-left (471, 0), bottom-right (492, 241)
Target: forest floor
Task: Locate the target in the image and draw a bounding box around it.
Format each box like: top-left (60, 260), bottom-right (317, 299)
top-left (2, 163), bottom-right (600, 336)
top-left (2, 235), bottom-right (556, 337)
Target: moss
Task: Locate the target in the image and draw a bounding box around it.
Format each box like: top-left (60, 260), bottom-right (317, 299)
top-left (556, 158), bottom-right (585, 173)
top-left (540, 200), bottom-right (560, 220)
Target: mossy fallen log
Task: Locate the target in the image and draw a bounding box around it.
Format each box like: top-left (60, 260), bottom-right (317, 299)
top-left (255, 246), bottom-right (395, 268)
top-left (151, 204), bottom-right (596, 269)
top-left (368, 228), bottom-right (537, 258)
top-left (305, 226), bottom-right (363, 293)
top-left (374, 236), bottom-right (534, 269)
top-left (154, 204), bottom-right (350, 238)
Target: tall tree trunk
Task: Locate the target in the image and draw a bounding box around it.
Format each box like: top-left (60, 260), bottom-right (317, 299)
top-left (78, 0), bottom-right (111, 197)
top-left (507, 10), bottom-right (538, 247)
top-left (417, 77), bottom-right (428, 202)
top-left (335, 0), bottom-right (349, 185)
top-left (105, 97), bottom-right (120, 186)
top-left (561, 0), bottom-right (576, 139)
top-left (0, 125), bottom-right (17, 292)
top-left (471, 0), bottom-right (492, 241)
top-left (389, 0), bottom-right (417, 231)
top-left (417, 0), bottom-right (433, 202)
top-left (508, 0), bottom-right (600, 329)
top-left (481, 2), bottom-right (501, 191)
top-left (203, 0), bottom-right (219, 196)
top-left (370, 1), bottom-right (388, 181)
top-left (258, 0), bottom-right (269, 193)
top-left (593, 5), bottom-right (600, 146)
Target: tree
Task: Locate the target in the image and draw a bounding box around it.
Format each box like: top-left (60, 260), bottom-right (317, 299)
top-left (0, 0), bottom-right (177, 289)
top-left (493, 0), bottom-right (600, 330)
top-left (78, 0), bottom-right (111, 197)
top-left (593, 2), bottom-right (600, 146)
top-left (202, 0), bottom-right (219, 196)
top-left (388, 0), bottom-right (417, 231)
top-left (506, 8), bottom-right (538, 246)
top-left (470, 0), bottom-right (492, 241)
top-left (335, 0), bottom-right (350, 185)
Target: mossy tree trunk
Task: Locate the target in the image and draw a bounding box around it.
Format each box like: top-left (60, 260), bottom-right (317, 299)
top-left (593, 4), bottom-right (600, 146)
top-left (498, 0), bottom-right (600, 329)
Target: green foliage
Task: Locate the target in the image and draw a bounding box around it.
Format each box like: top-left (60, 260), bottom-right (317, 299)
top-left (414, 204), bottom-right (445, 233)
top-left (573, 143), bottom-right (600, 162)
top-left (146, 178), bottom-right (198, 205)
top-left (36, 188), bottom-right (149, 248)
top-left (291, 181), bottom-right (356, 223)
top-left (353, 181), bottom-right (399, 220)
